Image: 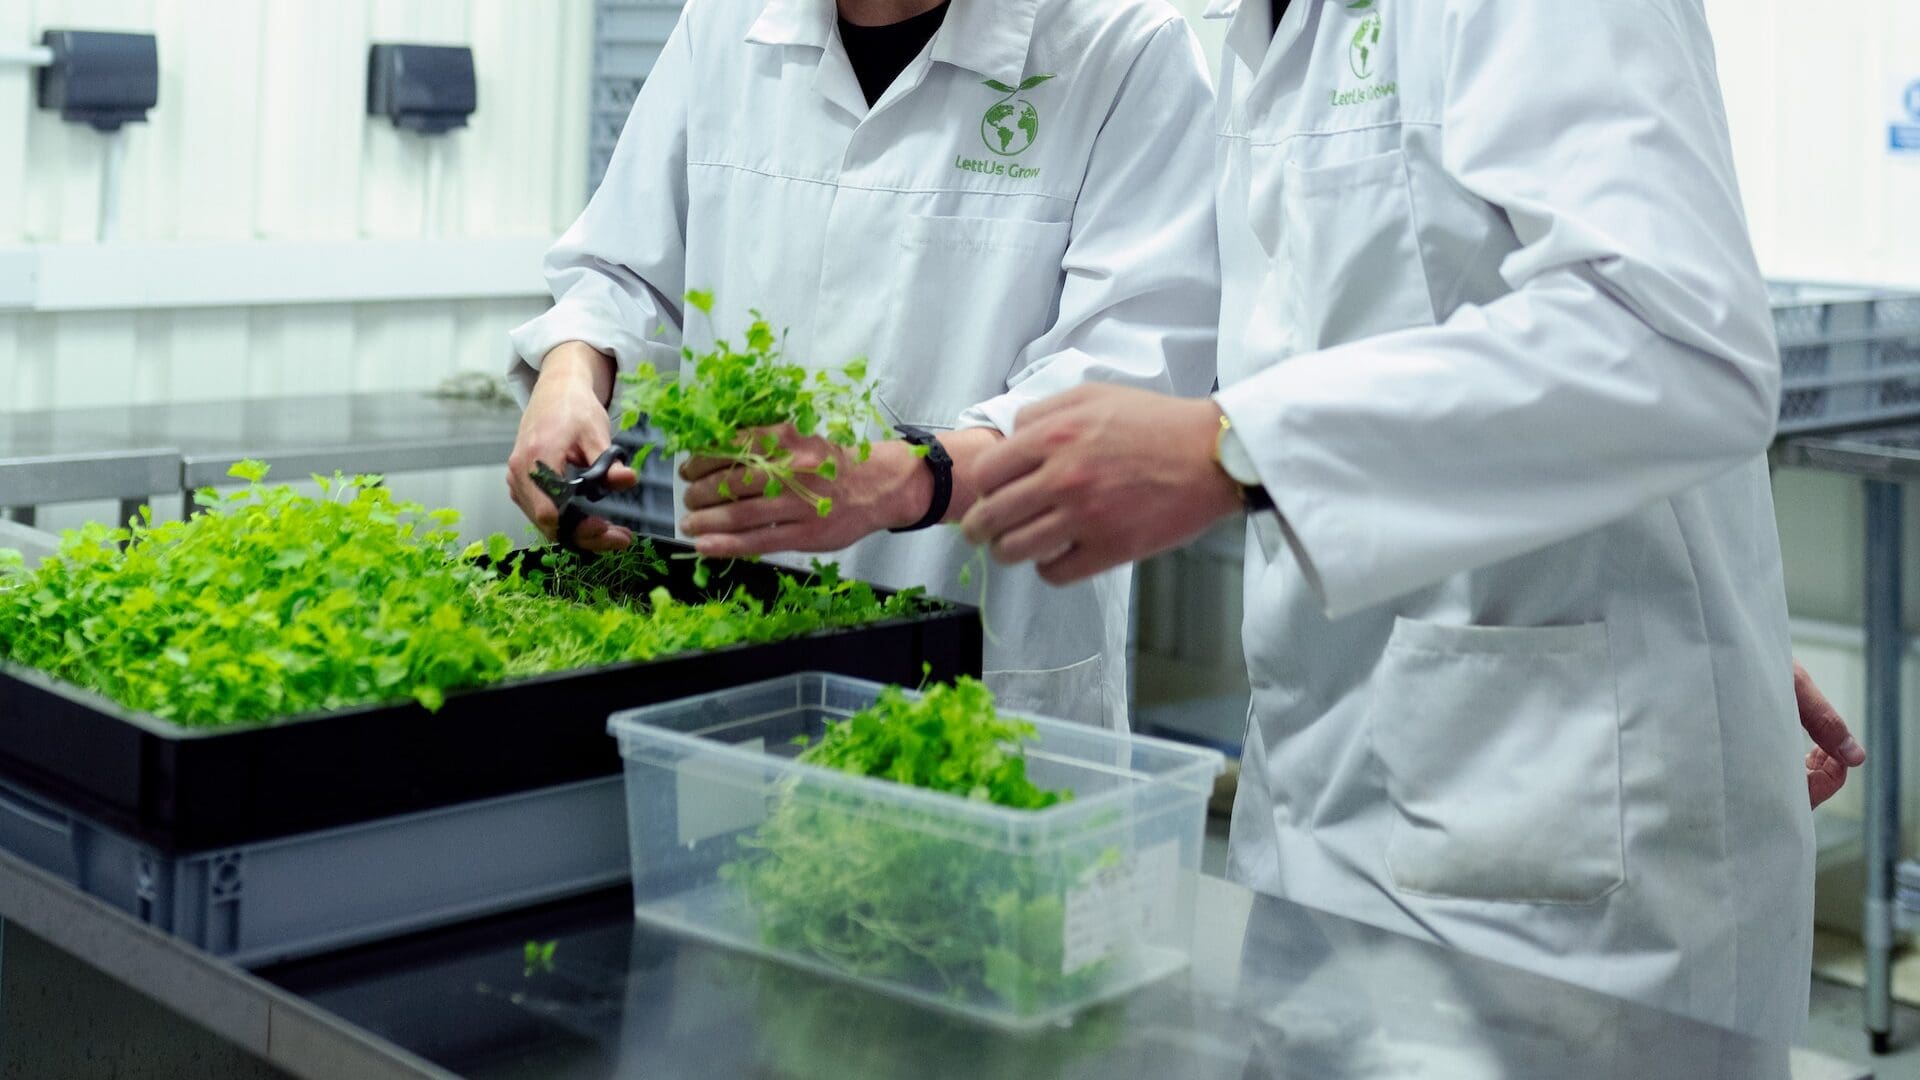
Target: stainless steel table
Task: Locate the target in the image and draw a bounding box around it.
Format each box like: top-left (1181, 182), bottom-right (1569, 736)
top-left (1778, 423), bottom-right (1920, 1054)
top-left (0, 393), bottom-right (521, 523)
top-left (0, 848), bottom-right (1808, 1080)
top-left (0, 408), bottom-right (179, 528)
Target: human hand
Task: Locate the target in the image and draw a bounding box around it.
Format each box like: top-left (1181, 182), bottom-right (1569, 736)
top-left (1798, 660), bottom-right (1865, 809)
top-left (679, 427), bottom-right (928, 557)
top-left (505, 343), bottom-right (639, 552)
top-left (961, 385), bottom-right (1243, 584)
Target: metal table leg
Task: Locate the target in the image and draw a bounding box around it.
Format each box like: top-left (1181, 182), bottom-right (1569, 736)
top-left (1865, 478), bottom-right (1905, 1054)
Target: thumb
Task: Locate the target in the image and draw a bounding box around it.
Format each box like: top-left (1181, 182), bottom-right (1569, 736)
top-left (1796, 663), bottom-right (1865, 767)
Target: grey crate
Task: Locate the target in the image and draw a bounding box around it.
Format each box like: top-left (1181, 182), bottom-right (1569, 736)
top-left (1771, 282), bottom-right (1920, 436)
top-left (0, 773), bottom-right (629, 967)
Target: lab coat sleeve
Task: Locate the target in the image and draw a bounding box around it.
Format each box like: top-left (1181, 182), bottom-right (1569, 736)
top-left (505, 9), bottom-right (693, 403)
top-left (1213, 0), bottom-right (1780, 619)
top-left (954, 18), bottom-right (1221, 435)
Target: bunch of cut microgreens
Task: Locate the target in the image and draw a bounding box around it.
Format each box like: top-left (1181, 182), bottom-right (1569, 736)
top-left (721, 677), bottom-right (1112, 1010)
top-left (619, 291), bottom-right (994, 628)
top-left (617, 291), bottom-right (889, 519)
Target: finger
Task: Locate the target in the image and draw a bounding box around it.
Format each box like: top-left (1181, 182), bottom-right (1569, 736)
top-left (685, 468), bottom-right (777, 511)
top-left (606, 463), bottom-right (639, 492)
top-left (693, 521), bottom-right (833, 559)
top-left (989, 509), bottom-right (1077, 566)
top-left (578, 422), bottom-right (613, 462)
top-left (1809, 756), bottom-right (1850, 809)
top-left (971, 432), bottom-right (1051, 499)
top-left (682, 495), bottom-right (813, 538)
top-left (1035, 540), bottom-right (1125, 587)
top-left (1795, 664), bottom-right (1865, 765)
top-left (681, 454), bottom-right (734, 483)
top-left (570, 517), bottom-right (633, 553)
top-left (1008, 386), bottom-right (1090, 431)
top-left (505, 464), bottom-right (561, 536)
top-left (963, 468), bottom-right (1057, 546)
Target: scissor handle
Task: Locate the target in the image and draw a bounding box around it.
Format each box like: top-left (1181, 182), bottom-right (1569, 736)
top-left (571, 445), bottom-right (634, 501)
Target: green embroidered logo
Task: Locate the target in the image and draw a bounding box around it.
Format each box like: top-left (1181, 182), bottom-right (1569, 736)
top-left (1346, 1), bottom-right (1382, 81)
top-left (980, 74), bottom-right (1055, 157)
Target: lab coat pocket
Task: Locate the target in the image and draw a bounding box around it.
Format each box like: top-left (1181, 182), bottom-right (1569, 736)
top-left (881, 214), bottom-right (1073, 427)
top-left (1372, 618), bottom-right (1624, 905)
top-left (1282, 149), bottom-right (1437, 349)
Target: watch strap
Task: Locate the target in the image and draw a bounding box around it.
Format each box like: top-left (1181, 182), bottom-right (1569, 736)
top-left (889, 426), bottom-right (954, 533)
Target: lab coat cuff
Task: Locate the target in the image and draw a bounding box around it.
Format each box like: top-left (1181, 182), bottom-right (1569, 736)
top-left (952, 392), bottom-right (1029, 438)
top-left (1213, 381), bottom-right (1376, 620)
top-left (506, 302), bottom-right (675, 414)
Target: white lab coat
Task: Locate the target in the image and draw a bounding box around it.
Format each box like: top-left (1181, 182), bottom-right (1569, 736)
top-left (508, 0), bottom-right (1220, 731)
top-left (1208, 0), bottom-right (1812, 1039)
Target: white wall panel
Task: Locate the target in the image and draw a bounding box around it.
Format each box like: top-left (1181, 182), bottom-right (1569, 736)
top-left (1706, 0), bottom-right (1920, 287)
top-left (0, 0), bottom-right (595, 536)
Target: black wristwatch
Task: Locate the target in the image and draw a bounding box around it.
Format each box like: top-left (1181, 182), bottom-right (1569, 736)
top-left (889, 425), bottom-right (954, 533)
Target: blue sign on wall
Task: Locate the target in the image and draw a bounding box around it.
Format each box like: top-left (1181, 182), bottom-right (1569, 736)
top-left (1894, 79), bottom-right (1920, 154)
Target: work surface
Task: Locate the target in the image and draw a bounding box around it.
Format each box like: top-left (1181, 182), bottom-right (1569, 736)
top-left (0, 392), bottom-right (518, 505)
top-left (252, 877), bottom-right (1789, 1080)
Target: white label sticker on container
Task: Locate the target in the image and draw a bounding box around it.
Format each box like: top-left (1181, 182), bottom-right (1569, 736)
top-left (675, 738), bottom-right (765, 847)
top-left (1061, 840), bottom-right (1181, 975)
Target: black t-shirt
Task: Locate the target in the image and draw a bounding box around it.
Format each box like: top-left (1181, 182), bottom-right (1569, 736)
top-left (1271, 0), bottom-right (1292, 36)
top-left (839, 2), bottom-right (952, 108)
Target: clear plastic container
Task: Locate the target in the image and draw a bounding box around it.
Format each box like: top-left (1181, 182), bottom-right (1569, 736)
top-left (608, 673), bottom-right (1226, 1030)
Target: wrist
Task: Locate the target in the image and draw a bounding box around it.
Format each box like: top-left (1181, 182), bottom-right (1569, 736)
top-left (541, 343), bottom-right (617, 407)
top-left (1196, 401), bottom-right (1249, 519)
top-left (877, 439), bottom-right (936, 531)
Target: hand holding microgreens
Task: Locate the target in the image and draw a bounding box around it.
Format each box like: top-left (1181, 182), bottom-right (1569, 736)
top-left (617, 291), bottom-right (886, 518)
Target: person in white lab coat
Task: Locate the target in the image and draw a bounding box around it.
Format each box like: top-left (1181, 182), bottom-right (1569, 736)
top-left (504, 0), bottom-right (1219, 732)
top-left (964, 0), bottom-right (1826, 1038)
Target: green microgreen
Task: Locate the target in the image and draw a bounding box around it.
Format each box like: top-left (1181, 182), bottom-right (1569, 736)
top-left (0, 463), bottom-right (932, 729)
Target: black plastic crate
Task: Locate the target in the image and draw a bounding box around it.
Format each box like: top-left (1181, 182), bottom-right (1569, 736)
top-left (0, 539), bottom-right (981, 853)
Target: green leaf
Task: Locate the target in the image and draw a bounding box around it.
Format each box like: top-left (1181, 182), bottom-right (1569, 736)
top-left (983, 78), bottom-right (1018, 94)
top-left (814, 458), bottom-right (837, 482)
top-left (228, 460), bottom-right (270, 484)
top-left (413, 684), bottom-right (446, 712)
top-left (486, 533), bottom-right (513, 564)
top-left (685, 289), bottom-right (715, 316)
top-left (1017, 74), bottom-right (1056, 91)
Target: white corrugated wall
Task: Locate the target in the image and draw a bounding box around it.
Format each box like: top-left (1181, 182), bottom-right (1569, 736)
top-left (0, 0), bottom-right (595, 537)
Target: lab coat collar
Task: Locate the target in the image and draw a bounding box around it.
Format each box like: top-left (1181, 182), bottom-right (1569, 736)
top-left (747, 0), bottom-right (1040, 87)
top-left (746, 0), bottom-right (834, 50)
top-left (1203, 0), bottom-right (1242, 18)
top-left (933, 0), bottom-right (1042, 88)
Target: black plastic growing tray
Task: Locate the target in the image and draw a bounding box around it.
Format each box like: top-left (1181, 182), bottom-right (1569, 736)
top-left (0, 540), bottom-right (981, 853)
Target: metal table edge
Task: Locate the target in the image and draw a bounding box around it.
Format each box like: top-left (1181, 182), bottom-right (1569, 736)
top-left (0, 849), bottom-right (454, 1080)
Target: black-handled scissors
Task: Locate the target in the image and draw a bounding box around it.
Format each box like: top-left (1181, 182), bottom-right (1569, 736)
top-left (529, 446), bottom-right (634, 554)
